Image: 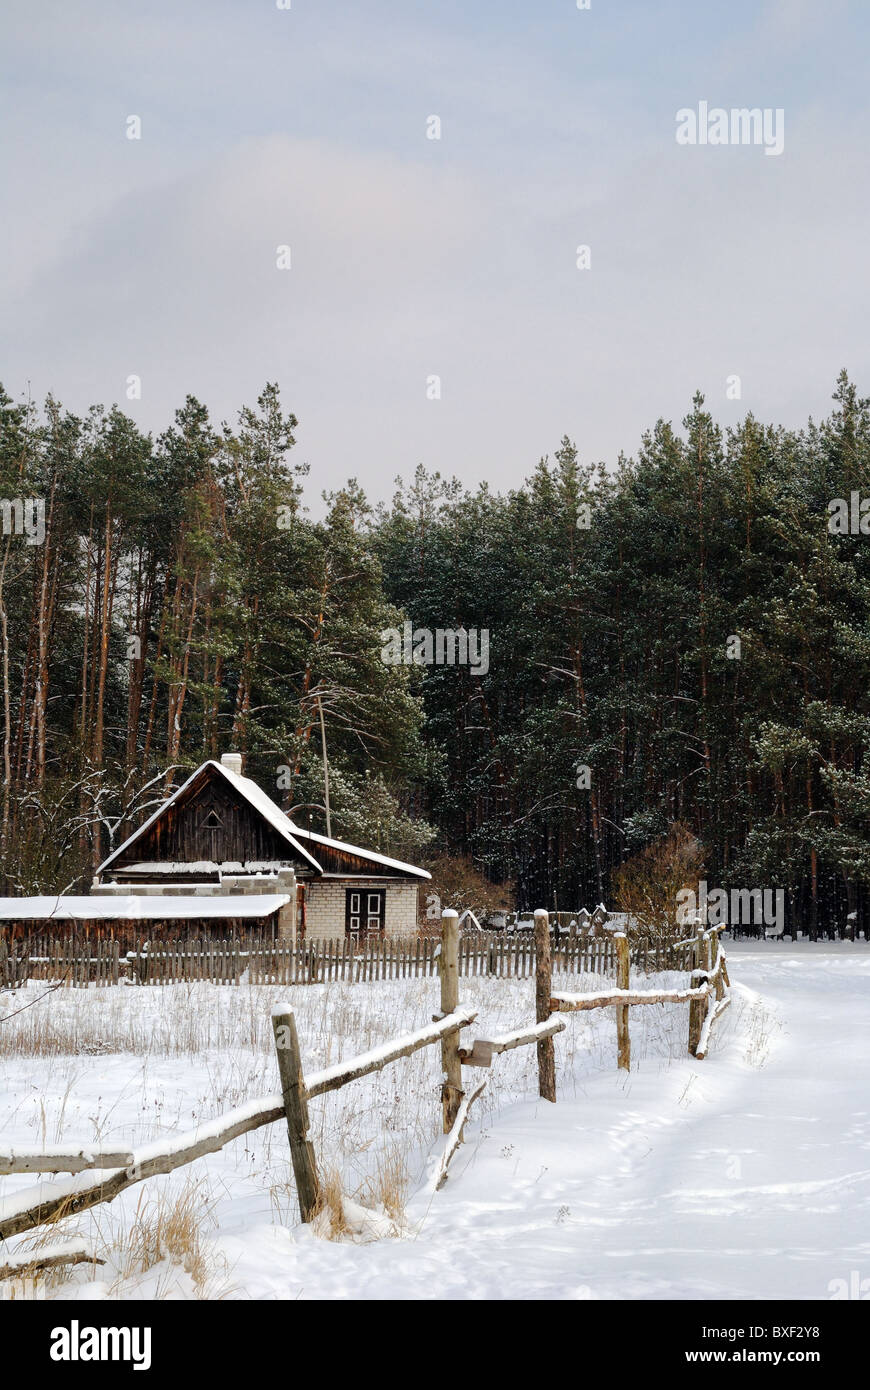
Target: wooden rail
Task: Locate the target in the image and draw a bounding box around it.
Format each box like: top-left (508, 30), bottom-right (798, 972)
top-left (0, 1000), bottom-right (478, 1240)
top-left (550, 924), bottom-right (732, 1062)
top-left (0, 1238), bottom-right (104, 1280)
top-left (0, 914), bottom-right (734, 1260)
top-left (434, 1078), bottom-right (488, 1191)
top-left (0, 1146), bottom-right (135, 1175)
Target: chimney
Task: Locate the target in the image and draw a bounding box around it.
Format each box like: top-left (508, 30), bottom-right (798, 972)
top-left (221, 752), bottom-right (243, 776)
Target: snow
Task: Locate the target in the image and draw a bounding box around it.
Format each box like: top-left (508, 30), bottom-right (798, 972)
top-left (305, 1006), bottom-right (477, 1095)
top-left (95, 757), bottom-right (430, 881)
top-left (696, 993), bottom-right (731, 1058)
top-left (96, 761), bottom-right (322, 875)
top-left (295, 848), bottom-right (430, 880)
top-left (552, 984), bottom-right (709, 1006)
top-left (0, 1238), bottom-right (93, 1272)
top-left (1, 940), bottom-right (868, 1300)
top-left (118, 862), bottom-right (223, 875)
top-left (115, 861), bottom-right (299, 875)
top-left (0, 895), bottom-right (291, 920)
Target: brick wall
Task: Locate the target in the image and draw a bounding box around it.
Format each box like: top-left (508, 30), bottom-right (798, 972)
top-left (303, 880), bottom-right (419, 942)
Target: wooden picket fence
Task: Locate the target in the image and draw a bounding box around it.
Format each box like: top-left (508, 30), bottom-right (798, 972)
top-left (0, 927), bottom-right (694, 988)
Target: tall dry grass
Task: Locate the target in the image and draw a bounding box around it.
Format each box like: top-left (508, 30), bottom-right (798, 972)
top-left (0, 963), bottom-right (705, 1287)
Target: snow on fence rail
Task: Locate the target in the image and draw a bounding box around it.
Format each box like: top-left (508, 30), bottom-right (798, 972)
top-left (0, 1146), bottom-right (135, 1175)
top-left (0, 1001), bottom-right (480, 1241)
top-left (1, 928), bottom-right (689, 989)
top-left (0, 911), bottom-right (732, 1262)
top-left (0, 1237), bottom-right (104, 1281)
top-left (550, 924), bottom-right (731, 1067)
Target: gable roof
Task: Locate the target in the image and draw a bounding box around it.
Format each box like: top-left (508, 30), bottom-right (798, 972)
top-left (286, 823), bottom-right (431, 881)
top-left (97, 759), bottom-right (431, 882)
top-left (97, 761), bottom-right (322, 876)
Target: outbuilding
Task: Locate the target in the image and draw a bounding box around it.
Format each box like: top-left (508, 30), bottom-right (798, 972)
top-left (89, 753), bottom-right (430, 941)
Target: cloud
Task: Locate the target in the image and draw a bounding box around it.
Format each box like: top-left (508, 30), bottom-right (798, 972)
top-left (2, 0), bottom-right (870, 508)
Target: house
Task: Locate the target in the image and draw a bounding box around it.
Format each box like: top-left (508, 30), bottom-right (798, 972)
top-left (89, 753), bottom-right (430, 941)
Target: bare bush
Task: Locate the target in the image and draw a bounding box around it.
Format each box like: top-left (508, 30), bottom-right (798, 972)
top-left (611, 822), bottom-right (704, 943)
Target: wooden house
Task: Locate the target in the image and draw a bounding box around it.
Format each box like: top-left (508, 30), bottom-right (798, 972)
top-left (89, 753), bottom-right (430, 941)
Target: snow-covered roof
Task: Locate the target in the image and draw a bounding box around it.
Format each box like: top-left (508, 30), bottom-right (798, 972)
top-left (222, 764), bottom-right (323, 871)
top-left (0, 895), bottom-right (291, 921)
top-left (96, 758), bottom-right (430, 882)
top-left (286, 824), bottom-right (431, 881)
top-left (122, 862), bottom-right (221, 875)
top-left (120, 862), bottom-right (286, 876)
top-left (96, 761), bottom-right (322, 876)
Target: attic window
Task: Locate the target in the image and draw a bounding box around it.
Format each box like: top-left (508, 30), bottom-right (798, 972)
top-left (201, 811), bottom-right (223, 830)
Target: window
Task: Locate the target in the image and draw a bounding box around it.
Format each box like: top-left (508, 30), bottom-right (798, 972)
top-left (346, 888), bottom-right (385, 934)
top-left (200, 810), bottom-right (223, 830)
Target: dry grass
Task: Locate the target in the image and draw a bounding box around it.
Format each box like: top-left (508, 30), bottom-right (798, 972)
top-left (738, 990), bottom-right (781, 1068)
top-left (360, 1140), bottom-right (410, 1222)
top-left (316, 1168), bottom-right (353, 1239)
top-left (0, 963), bottom-right (705, 1291)
top-left (109, 1178), bottom-right (226, 1298)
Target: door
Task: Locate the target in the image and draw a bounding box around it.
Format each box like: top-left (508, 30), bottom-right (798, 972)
top-left (345, 888), bottom-right (386, 935)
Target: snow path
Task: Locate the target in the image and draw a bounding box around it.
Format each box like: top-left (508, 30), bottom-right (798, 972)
top-left (217, 943), bottom-right (870, 1300)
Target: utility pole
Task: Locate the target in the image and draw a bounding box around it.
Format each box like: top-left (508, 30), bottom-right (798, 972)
top-left (317, 694), bottom-right (331, 838)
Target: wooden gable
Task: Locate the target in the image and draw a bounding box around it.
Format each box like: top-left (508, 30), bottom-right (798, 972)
top-left (108, 765), bottom-right (311, 873)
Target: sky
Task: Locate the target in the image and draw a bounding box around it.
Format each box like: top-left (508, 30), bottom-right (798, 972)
top-left (1, 0), bottom-right (869, 508)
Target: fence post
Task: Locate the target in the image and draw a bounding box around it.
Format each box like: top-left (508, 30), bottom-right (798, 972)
top-left (688, 925), bottom-right (707, 1057)
top-left (709, 926), bottom-right (724, 1000)
top-left (271, 1005), bottom-right (321, 1222)
top-left (615, 932), bottom-right (631, 1071)
top-left (439, 909), bottom-right (463, 1132)
top-left (533, 909), bottom-right (556, 1101)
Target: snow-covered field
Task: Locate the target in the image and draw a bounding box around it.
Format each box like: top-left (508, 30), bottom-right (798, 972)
top-left (1, 940), bottom-right (868, 1300)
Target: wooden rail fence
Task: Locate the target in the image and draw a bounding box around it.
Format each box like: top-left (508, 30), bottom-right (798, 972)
top-left (0, 910), bottom-right (732, 1276)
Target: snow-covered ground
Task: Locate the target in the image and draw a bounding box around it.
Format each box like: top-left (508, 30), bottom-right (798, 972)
top-left (1, 940), bottom-right (868, 1300)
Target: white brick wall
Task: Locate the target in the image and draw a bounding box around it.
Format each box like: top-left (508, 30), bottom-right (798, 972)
top-left (303, 880), bottom-right (419, 942)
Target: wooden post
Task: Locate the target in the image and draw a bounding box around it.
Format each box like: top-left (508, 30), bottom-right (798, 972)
top-left (615, 932), bottom-right (631, 1071)
top-left (534, 909), bottom-right (556, 1101)
top-left (271, 1006), bottom-right (321, 1222)
top-left (686, 931), bottom-right (706, 1058)
top-left (688, 974), bottom-right (707, 1057)
top-left (439, 909), bottom-right (463, 1132)
top-left (694, 923), bottom-right (706, 971)
top-left (710, 926), bottom-right (724, 1000)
